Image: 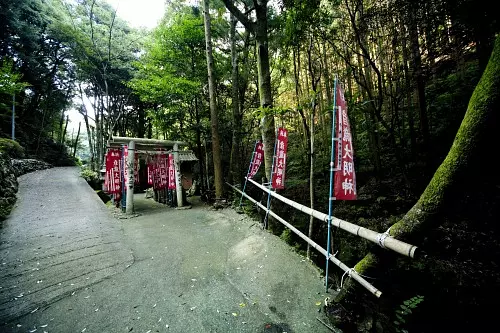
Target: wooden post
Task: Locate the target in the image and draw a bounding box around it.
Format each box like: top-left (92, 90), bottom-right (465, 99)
top-left (173, 143), bottom-right (183, 207)
top-left (126, 140), bottom-right (135, 214)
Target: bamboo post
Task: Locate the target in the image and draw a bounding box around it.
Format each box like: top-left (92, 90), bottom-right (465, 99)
top-left (326, 77), bottom-right (338, 292)
top-left (247, 178), bottom-right (418, 258)
top-left (227, 182), bottom-right (382, 297)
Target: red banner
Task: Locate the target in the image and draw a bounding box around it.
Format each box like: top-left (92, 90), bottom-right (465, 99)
top-left (168, 154), bottom-right (176, 189)
top-left (152, 155), bottom-right (161, 190)
top-left (272, 128), bottom-right (288, 189)
top-left (159, 152), bottom-right (168, 190)
top-left (334, 84), bottom-right (357, 200)
top-left (134, 153), bottom-right (139, 185)
top-left (247, 141), bottom-right (264, 179)
top-left (105, 149), bottom-right (122, 194)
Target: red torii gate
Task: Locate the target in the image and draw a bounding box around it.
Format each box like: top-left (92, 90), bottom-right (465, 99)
top-left (107, 136), bottom-right (192, 214)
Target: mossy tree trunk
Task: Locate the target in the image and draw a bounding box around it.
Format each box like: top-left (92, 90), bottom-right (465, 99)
top-left (335, 35), bottom-right (500, 301)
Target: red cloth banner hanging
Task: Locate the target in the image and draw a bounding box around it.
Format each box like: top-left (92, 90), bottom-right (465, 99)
top-left (123, 145), bottom-right (129, 188)
top-left (105, 149), bottom-right (122, 194)
top-left (152, 155), bottom-right (160, 190)
top-left (134, 153), bottom-right (139, 185)
top-left (158, 152), bottom-right (168, 190)
top-left (168, 154), bottom-right (176, 189)
top-left (334, 84), bottom-right (357, 200)
top-left (247, 141), bottom-right (264, 179)
top-left (272, 128), bottom-right (288, 189)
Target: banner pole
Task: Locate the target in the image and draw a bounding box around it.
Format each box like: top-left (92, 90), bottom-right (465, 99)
top-left (326, 76), bottom-right (338, 292)
top-left (264, 130), bottom-right (278, 229)
top-left (240, 140), bottom-right (259, 207)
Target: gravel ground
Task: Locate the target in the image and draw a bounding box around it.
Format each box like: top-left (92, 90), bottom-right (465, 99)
top-left (0, 167), bottom-right (333, 332)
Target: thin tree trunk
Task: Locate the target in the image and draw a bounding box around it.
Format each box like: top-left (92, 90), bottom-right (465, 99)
top-left (58, 112), bottom-right (65, 144)
top-left (61, 115), bottom-right (69, 150)
top-left (73, 122), bottom-right (81, 158)
top-left (306, 36), bottom-right (320, 259)
top-left (407, 2), bottom-right (430, 153)
top-left (400, 19), bottom-right (417, 160)
top-left (203, 0), bottom-right (224, 199)
top-left (195, 96), bottom-right (205, 193)
top-left (229, 14), bottom-right (242, 187)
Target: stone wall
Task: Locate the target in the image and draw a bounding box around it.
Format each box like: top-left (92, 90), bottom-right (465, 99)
top-left (11, 158), bottom-right (51, 177)
top-left (0, 153), bottom-right (52, 221)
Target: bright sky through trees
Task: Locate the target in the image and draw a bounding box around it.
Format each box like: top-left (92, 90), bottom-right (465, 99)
top-left (67, 0), bottom-right (165, 131)
top-left (106, 0), bottom-right (165, 29)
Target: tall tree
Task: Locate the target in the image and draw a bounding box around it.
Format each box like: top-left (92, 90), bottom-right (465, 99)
top-left (203, 0), bottom-right (224, 198)
top-left (229, 14), bottom-right (243, 187)
top-left (222, 0), bottom-right (275, 180)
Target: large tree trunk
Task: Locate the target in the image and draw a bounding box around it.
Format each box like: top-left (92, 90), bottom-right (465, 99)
top-left (203, 0), bottom-right (224, 199)
top-left (254, 0), bottom-right (275, 180)
top-left (222, 0), bottom-right (275, 180)
top-left (335, 35), bottom-right (500, 301)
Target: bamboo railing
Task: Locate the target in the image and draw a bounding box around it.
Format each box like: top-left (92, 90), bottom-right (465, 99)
top-left (227, 183), bottom-right (382, 297)
top-left (247, 178), bottom-right (418, 258)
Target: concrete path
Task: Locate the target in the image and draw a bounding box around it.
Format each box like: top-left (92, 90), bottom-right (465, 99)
top-left (0, 167), bottom-right (332, 332)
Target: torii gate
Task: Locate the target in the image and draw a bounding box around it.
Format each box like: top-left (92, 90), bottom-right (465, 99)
top-left (107, 136), bottom-right (190, 214)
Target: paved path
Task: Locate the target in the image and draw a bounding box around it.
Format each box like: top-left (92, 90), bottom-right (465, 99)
top-left (0, 167), bottom-right (331, 332)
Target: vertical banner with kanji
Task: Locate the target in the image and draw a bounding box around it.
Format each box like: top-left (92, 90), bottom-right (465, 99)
top-left (134, 153), bottom-right (139, 185)
top-left (158, 152), bottom-right (168, 189)
top-left (105, 149), bottom-right (122, 193)
top-left (247, 141), bottom-right (264, 179)
top-left (271, 128), bottom-right (288, 189)
top-left (123, 145), bottom-right (128, 184)
top-left (168, 154), bottom-right (176, 189)
top-left (334, 84), bottom-right (357, 200)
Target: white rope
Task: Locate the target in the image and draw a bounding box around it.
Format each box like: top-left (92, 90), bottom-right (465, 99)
top-left (377, 226), bottom-right (392, 249)
top-left (327, 251), bottom-right (339, 260)
top-left (340, 267), bottom-right (355, 289)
